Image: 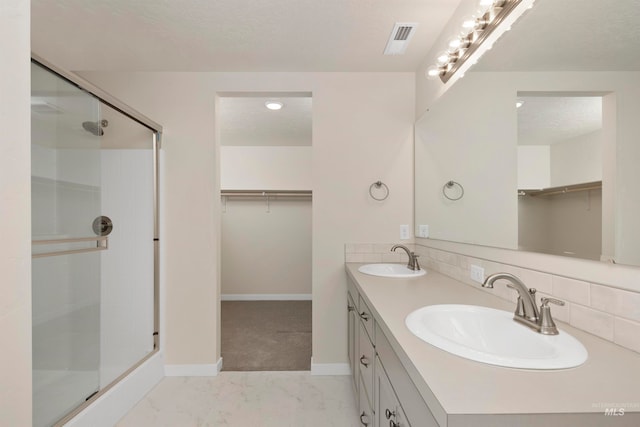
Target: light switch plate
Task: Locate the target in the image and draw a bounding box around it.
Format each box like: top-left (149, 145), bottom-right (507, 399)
top-left (470, 265), bottom-right (485, 283)
top-left (400, 224), bottom-right (410, 240)
top-left (418, 225), bottom-right (429, 238)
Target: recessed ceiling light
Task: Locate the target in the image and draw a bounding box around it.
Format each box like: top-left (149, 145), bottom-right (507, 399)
top-left (265, 101), bottom-right (283, 110)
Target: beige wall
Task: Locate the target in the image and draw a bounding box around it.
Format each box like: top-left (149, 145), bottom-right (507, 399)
top-left (519, 190), bottom-right (602, 261)
top-left (550, 130), bottom-right (602, 187)
top-left (220, 146), bottom-right (312, 190)
top-left (222, 199), bottom-right (311, 296)
top-left (0, 1), bottom-right (32, 424)
top-left (518, 130), bottom-right (603, 190)
top-left (517, 145), bottom-right (550, 189)
top-left (221, 145), bottom-right (312, 297)
top-left (78, 71), bottom-right (415, 366)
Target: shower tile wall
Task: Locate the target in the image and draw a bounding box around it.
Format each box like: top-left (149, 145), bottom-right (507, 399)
top-left (32, 146), bottom-right (101, 372)
top-left (31, 146), bottom-right (102, 427)
top-left (31, 147), bottom-right (155, 425)
top-left (100, 150), bottom-right (154, 387)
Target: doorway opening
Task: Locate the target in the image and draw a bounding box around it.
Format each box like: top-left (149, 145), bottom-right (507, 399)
top-left (218, 93), bottom-right (312, 371)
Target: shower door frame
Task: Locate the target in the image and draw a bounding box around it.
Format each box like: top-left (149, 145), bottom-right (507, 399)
top-left (31, 54), bottom-right (162, 426)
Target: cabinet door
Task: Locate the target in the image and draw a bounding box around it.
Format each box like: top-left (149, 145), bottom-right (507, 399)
top-left (375, 324), bottom-right (439, 426)
top-left (376, 357), bottom-right (410, 427)
top-left (348, 291), bottom-right (358, 393)
top-left (359, 320), bottom-right (375, 406)
top-left (359, 374), bottom-right (375, 427)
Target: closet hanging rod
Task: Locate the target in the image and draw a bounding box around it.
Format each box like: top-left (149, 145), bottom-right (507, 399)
top-left (221, 190), bottom-right (312, 198)
top-left (518, 181), bottom-right (602, 197)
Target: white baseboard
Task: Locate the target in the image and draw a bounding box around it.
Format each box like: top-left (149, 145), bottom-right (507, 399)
top-left (66, 352), bottom-right (164, 427)
top-left (310, 359), bottom-right (351, 376)
top-left (221, 294), bottom-right (312, 301)
top-left (164, 358), bottom-right (223, 376)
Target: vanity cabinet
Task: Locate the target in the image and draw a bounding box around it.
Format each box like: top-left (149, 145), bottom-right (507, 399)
top-left (348, 277), bottom-right (437, 427)
top-left (347, 264), bottom-right (640, 426)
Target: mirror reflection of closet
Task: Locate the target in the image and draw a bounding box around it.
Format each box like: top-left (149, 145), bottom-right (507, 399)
top-left (517, 94), bottom-right (605, 260)
top-left (218, 93), bottom-right (313, 372)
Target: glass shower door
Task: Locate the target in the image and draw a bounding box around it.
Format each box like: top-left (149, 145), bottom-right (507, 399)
top-left (31, 62), bottom-right (103, 427)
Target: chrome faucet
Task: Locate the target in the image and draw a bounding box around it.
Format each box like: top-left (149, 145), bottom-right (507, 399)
top-left (482, 272), bottom-right (564, 335)
top-left (391, 244), bottom-right (421, 271)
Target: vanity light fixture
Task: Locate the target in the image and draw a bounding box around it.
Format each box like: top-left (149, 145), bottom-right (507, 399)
top-left (265, 101), bottom-right (284, 110)
top-left (426, 0), bottom-right (530, 83)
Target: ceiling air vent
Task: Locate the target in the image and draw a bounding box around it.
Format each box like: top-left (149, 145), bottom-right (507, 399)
top-left (384, 22), bottom-right (419, 55)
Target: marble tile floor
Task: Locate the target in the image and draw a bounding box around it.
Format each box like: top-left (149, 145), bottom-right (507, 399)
top-left (116, 371), bottom-right (361, 427)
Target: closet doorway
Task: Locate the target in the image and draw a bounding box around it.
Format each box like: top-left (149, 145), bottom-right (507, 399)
top-left (218, 93), bottom-right (312, 371)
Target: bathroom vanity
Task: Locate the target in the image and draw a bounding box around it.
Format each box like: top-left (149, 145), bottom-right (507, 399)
top-left (346, 263), bottom-right (640, 426)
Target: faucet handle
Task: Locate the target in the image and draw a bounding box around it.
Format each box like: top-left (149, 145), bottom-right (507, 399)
top-left (541, 297), bottom-right (565, 307)
top-left (539, 297), bottom-right (565, 335)
top-left (409, 252), bottom-right (421, 271)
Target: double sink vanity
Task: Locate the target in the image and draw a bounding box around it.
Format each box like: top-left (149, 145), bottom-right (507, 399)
top-left (346, 262), bottom-right (640, 426)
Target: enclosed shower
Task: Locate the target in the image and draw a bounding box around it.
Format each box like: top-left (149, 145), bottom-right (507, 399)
top-left (30, 59), bottom-right (161, 426)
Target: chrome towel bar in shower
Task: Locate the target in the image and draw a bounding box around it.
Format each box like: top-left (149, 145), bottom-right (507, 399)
top-left (32, 236), bottom-right (109, 259)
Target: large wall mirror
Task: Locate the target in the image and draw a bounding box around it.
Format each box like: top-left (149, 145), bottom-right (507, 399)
top-left (415, 0), bottom-right (640, 267)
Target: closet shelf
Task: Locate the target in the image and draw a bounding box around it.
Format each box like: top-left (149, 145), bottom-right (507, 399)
top-left (518, 181), bottom-right (602, 197)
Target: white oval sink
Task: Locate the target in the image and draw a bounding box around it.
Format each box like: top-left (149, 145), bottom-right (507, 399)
top-left (358, 263), bottom-right (426, 278)
top-left (405, 304), bottom-right (588, 370)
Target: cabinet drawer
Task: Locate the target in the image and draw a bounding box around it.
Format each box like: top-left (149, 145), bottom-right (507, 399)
top-left (359, 320), bottom-right (375, 407)
top-left (358, 295), bottom-right (374, 341)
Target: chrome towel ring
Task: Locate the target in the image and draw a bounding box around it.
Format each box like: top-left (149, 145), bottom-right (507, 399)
top-left (369, 181), bottom-right (389, 201)
top-left (443, 180), bottom-right (464, 201)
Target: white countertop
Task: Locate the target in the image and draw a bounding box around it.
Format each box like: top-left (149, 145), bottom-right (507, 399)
top-left (346, 263), bottom-right (640, 419)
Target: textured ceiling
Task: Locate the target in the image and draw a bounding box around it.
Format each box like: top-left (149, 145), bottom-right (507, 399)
top-left (219, 97), bottom-right (312, 146)
top-left (31, 0), bottom-right (459, 72)
top-left (517, 96), bottom-right (602, 146)
top-left (475, 0), bottom-right (640, 71)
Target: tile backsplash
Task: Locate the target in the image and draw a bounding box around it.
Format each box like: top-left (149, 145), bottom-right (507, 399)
top-left (345, 242), bottom-right (640, 354)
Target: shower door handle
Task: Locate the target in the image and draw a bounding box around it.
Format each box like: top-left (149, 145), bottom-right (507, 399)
top-left (93, 216), bottom-right (114, 236)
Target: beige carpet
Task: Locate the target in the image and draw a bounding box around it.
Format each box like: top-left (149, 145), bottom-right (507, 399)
top-left (221, 300), bottom-right (312, 371)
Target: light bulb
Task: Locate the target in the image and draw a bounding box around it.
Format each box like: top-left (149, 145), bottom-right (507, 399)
top-left (426, 66), bottom-right (442, 80)
top-left (448, 37), bottom-right (463, 50)
top-left (265, 101), bottom-right (283, 110)
top-left (477, 0), bottom-right (495, 13)
top-left (436, 51), bottom-right (450, 65)
top-left (461, 15), bottom-right (477, 30)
